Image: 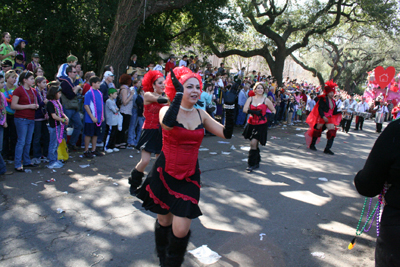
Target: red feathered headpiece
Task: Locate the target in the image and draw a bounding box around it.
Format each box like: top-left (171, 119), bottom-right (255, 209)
top-left (142, 70), bottom-right (164, 92)
top-left (324, 80), bottom-right (337, 95)
top-left (165, 66), bottom-right (203, 100)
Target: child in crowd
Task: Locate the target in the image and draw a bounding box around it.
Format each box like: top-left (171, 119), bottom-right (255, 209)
top-left (56, 54), bottom-right (78, 79)
top-left (32, 76), bottom-right (49, 164)
top-left (104, 88), bottom-right (120, 153)
top-left (11, 70), bottom-right (39, 172)
top-left (13, 54), bottom-right (25, 74)
top-left (0, 32), bottom-right (17, 66)
top-left (46, 82), bottom-right (69, 168)
top-left (83, 76), bottom-right (104, 158)
top-left (2, 70), bottom-right (17, 160)
top-left (287, 97), bottom-right (295, 125)
top-left (14, 38), bottom-right (27, 64)
top-left (27, 53), bottom-right (41, 72)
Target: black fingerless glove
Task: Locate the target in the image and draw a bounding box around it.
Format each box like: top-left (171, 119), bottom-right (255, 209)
top-left (247, 109), bottom-right (262, 116)
top-left (162, 92), bottom-right (183, 127)
top-left (223, 104), bottom-right (235, 139)
top-left (157, 96), bottom-right (169, 104)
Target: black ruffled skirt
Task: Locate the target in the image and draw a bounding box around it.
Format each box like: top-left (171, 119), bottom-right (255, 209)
top-left (135, 127), bottom-right (163, 154)
top-left (136, 152), bottom-right (202, 219)
top-left (242, 123), bottom-right (268, 146)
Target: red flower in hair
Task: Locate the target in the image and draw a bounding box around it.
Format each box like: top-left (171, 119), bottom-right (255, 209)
top-left (142, 70), bottom-right (164, 92)
top-left (165, 67), bottom-right (203, 100)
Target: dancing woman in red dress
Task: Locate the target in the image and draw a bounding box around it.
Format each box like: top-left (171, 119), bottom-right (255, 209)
top-left (305, 81), bottom-right (342, 155)
top-left (129, 70), bottom-right (168, 195)
top-left (136, 67), bottom-right (236, 266)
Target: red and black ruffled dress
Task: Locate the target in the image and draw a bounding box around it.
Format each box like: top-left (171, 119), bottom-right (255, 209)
top-left (136, 111), bottom-right (204, 219)
top-left (135, 102), bottom-right (167, 154)
top-left (242, 97), bottom-right (269, 146)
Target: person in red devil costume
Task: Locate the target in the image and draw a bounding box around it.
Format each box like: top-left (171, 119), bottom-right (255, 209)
top-left (135, 66), bottom-right (236, 267)
top-left (305, 80), bottom-right (342, 155)
top-left (129, 70), bottom-right (169, 196)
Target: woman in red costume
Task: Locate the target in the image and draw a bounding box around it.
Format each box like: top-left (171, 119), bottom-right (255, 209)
top-left (136, 66), bottom-right (236, 267)
top-left (129, 70), bottom-right (169, 196)
top-left (305, 80), bottom-right (342, 155)
top-left (242, 82), bottom-right (275, 172)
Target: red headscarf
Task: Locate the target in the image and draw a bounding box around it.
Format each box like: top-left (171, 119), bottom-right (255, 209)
top-left (142, 70), bottom-right (164, 92)
top-left (164, 66), bottom-right (203, 100)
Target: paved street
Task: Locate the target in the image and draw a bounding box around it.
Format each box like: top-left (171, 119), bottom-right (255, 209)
top-left (0, 119), bottom-right (384, 267)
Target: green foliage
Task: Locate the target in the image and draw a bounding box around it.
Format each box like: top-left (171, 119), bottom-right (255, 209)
top-left (0, 0), bottom-right (118, 78)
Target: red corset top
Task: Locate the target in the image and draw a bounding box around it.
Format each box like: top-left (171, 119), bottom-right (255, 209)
top-left (162, 121), bottom-right (204, 180)
top-left (248, 100), bottom-right (268, 125)
top-left (143, 102), bottom-right (167, 129)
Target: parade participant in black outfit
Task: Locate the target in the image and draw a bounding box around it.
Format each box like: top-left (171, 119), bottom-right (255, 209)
top-left (136, 66), bottom-right (236, 267)
top-left (242, 82), bottom-right (275, 172)
top-left (306, 81), bottom-right (342, 155)
top-left (354, 120), bottom-right (400, 266)
top-left (129, 70), bottom-right (168, 196)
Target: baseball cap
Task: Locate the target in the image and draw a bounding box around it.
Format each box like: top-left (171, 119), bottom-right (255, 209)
top-left (108, 88), bottom-right (117, 95)
top-left (14, 38), bottom-right (28, 48)
top-left (1, 60), bottom-right (12, 67)
top-left (104, 71), bottom-right (114, 78)
top-left (32, 53), bottom-right (39, 58)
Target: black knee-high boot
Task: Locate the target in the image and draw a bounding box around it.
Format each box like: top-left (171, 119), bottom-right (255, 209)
top-left (324, 137), bottom-right (335, 155)
top-left (310, 137), bottom-right (318, 151)
top-left (129, 168), bottom-right (144, 196)
top-left (165, 230), bottom-right (191, 267)
top-left (246, 149), bottom-right (258, 172)
top-left (255, 147), bottom-right (261, 168)
top-left (155, 220), bottom-right (172, 267)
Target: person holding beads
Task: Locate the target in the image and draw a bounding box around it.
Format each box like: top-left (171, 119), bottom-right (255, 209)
top-left (11, 71), bottom-right (39, 172)
top-left (46, 82), bottom-right (69, 168)
top-left (129, 70), bottom-right (168, 196)
top-left (83, 76), bottom-right (104, 158)
top-left (136, 66), bottom-right (236, 267)
top-left (31, 76), bottom-right (49, 164)
top-left (243, 82), bottom-right (276, 172)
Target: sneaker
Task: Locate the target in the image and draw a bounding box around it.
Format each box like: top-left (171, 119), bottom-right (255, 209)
top-left (91, 150), bottom-right (104, 157)
top-left (105, 148), bottom-right (113, 153)
top-left (96, 142), bottom-right (104, 147)
top-left (47, 162), bottom-right (63, 169)
top-left (31, 158), bottom-right (41, 164)
top-left (40, 156), bottom-right (49, 163)
top-left (113, 148), bottom-right (120, 152)
top-left (56, 160), bottom-right (65, 167)
top-left (83, 151), bottom-right (94, 158)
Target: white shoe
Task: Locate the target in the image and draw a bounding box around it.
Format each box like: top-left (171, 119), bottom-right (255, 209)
top-left (31, 158), bottom-right (41, 164)
top-left (113, 148), bottom-right (120, 152)
top-left (105, 148), bottom-right (113, 153)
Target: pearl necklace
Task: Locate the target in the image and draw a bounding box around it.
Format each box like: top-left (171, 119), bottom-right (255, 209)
top-left (180, 105), bottom-right (194, 112)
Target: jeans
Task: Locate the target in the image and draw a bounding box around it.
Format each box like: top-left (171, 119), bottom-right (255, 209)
top-left (274, 106), bottom-right (281, 124)
top-left (127, 108), bottom-right (138, 145)
top-left (14, 118), bottom-right (35, 168)
top-left (236, 108), bottom-right (246, 126)
top-left (0, 126), bottom-right (4, 152)
top-left (47, 125), bottom-right (61, 165)
top-left (0, 154), bottom-right (6, 174)
top-left (63, 109), bottom-right (83, 146)
top-left (134, 117), bottom-right (145, 146)
top-left (33, 120), bottom-right (49, 158)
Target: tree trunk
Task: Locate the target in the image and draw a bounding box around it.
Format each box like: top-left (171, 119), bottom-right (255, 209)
top-left (101, 0), bottom-right (194, 85)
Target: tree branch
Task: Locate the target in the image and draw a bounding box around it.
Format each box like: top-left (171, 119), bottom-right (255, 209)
top-left (290, 54), bottom-right (325, 86)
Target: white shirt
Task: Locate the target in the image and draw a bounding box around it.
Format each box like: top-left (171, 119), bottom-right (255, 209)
top-left (356, 102), bottom-right (370, 113)
top-left (374, 105), bottom-right (388, 114)
top-left (336, 99), bottom-right (343, 111)
top-left (153, 64), bottom-right (163, 71)
top-left (343, 99), bottom-right (357, 113)
top-left (178, 60), bottom-right (187, 67)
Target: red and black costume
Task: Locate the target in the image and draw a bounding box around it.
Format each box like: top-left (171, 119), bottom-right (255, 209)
top-left (136, 67), bottom-right (236, 267)
top-left (305, 81), bottom-right (342, 154)
top-left (135, 70), bottom-right (168, 154)
top-left (242, 97), bottom-right (268, 170)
